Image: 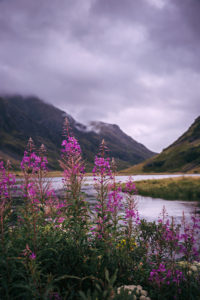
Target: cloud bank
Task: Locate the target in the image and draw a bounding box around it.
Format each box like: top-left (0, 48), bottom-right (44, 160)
top-left (0, 0), bottom-right (200, 151)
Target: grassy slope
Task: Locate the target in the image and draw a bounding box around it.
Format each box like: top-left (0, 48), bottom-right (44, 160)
top-left (122, 116), bottom-right (200, 174)
top-left (120, 158), bottom-right (157, 174)
top-left (131, 177), bottom-right (200, 201)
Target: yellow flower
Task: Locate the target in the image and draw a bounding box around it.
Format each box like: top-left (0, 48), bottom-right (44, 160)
top-left (116, 239), bottom-right (126, 249)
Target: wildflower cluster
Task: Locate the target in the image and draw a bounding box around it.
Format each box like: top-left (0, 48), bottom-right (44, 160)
top-left (59, 119), bottom-right (88, 241)
top-left (179, 213), bottom-right (200, 260)
top-left (92, 140), bottom-right (113, 240)
top-left (177, 260), bottom-right (200, 275)
top-left (123, 178), bottom-right (140, 242)
top-left (149, 263), bottom-right (184, 288)
top-left (0, 120), bottom-right (200, 300)
top-left (0, 160), bottom-right (16, 246)
top-left (117, 284), bottom-right (151, 300)
top-left (21, 138), bottom-right (48, 173)
top-left (107, 185), bottom-right (123, 214)
top-left (61, 137), bottom-right (81, 155)
top-left (117, 237), bottom-right (137, 251)
top-left (93, 156), bottom-right (112, 179)
top-left (60, 119), bottom-right (85, 199)
top-left (107, 158), bottom-right (124, 237)
top-left (21, 151), bottom-right (48, 172)
top-left (0, 161), bottom-right (16, 199)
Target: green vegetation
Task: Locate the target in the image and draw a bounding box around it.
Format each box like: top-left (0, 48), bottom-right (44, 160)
top-left (1, 125), bottom-right (200, 300)
top-left (131, 177), bottom-right (200, 201)
top-left (123, 116), bottom-right (200, 174)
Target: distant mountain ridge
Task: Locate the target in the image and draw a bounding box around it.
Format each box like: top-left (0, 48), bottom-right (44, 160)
top-left (124, 116), bottom-right (200, 174)
top-left (0, 95), bottom-right (156, 170)
top-left (89, 121), bottom-right (154, 165)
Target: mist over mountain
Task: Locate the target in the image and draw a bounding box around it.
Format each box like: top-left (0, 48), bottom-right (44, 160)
top-left (0, 95), bottom-right (156, 170)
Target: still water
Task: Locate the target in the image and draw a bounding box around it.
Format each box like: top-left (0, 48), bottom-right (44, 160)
top-left (51, 174), bottom-right (200, 223)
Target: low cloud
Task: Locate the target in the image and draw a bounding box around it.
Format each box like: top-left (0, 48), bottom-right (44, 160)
top-left (0, 0), bottom-right (199, 152)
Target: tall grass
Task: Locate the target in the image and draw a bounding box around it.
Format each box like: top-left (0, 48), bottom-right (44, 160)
top-left (134, 177), bottom-right (200, 200)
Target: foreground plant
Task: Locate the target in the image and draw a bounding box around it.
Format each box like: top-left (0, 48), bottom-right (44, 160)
top-left (92, 139), bottom-right (113, 241)
top-left (0, 122), bottom-right (200, 300)
top-left (0, 160), bottom-right (15, 247)
top-left (107, 158), bottom-right (123, 240)
top-left (123, 178), bottom-right (140, 241)
top-left (59, 118), bottom-right (88, 245)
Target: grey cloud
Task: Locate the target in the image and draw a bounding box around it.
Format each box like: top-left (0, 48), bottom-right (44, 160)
top-left (0, 0), bottom-right (199, 152)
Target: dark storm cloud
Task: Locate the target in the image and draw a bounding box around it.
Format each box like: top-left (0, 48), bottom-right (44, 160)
top-left (0, 0), bottom-right (200, 152)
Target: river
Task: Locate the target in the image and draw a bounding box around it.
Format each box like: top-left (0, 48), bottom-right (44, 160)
top-left (51, 174), bottom-right (200, 223)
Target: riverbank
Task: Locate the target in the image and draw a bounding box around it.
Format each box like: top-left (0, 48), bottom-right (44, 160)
top-left (130, 177), bottom-right (200, 201)
top-left (14, 170), bottom-right (94, 177)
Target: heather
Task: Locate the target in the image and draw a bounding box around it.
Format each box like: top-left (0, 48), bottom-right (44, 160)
top-left (0, 120), bottom-right (200, 300)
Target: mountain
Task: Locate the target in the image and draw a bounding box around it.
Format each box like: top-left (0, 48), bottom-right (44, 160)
top-left (88, 121), bottom-right (155, 169)
top-left (123, 116), bottom-right (200, 174)
top-left (0, 95), bottom-right (156, 170)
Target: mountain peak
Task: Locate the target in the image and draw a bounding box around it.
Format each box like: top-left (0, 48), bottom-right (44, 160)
top-left (88, 121), bottom-right (120, 134)
top-left (0, 94), bottom-right (156, 170)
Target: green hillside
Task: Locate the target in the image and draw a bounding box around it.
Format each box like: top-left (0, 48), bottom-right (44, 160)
top-left (123, 116), bottom-right (200, 174)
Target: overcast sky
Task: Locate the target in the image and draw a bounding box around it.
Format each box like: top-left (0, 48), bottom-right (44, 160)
top-left (0, 0), bottom-right (200, 152)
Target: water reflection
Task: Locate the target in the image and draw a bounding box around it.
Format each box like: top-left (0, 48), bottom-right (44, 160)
top-left (51, 175), bottom-right (200, 223)
top-left (135, 195), bottom-right (199, 223)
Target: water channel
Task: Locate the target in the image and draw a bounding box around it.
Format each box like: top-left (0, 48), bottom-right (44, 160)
top-left (51, 174), bottom-right (200, 223)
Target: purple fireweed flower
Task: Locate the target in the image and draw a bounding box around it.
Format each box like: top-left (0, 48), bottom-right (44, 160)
top-left (21, 151), bottom-right (48, 173)
top-left (29, 252), bottom-right (36, 260)
top-left (60, 131), bottom-right (85, 184)
top-left (61, 137), bottom-right (81, 156)
top-left (21, 139), bottom-right (48, 175)
top-left (24, 182), bottom-right (41, 211)
top-left (124, 179), bottom-right (137, 194)
top-left (179, 212), bottom-right (200, 260)
top-left (57, 217), bottom-right (65, 224)
top-left (93, 156), bottom-right (112, 179)
top-left (107, 186), bottom-right (123, 213)
top-left (123, 177), bottom-right (140, 240)
top-left (22, 245), bottom-right (36, 260)
top-left (149, 263), bottom-right (185, 288)
top-left (0, 159), bottom-right (16, 242)
top-left (0, 161), bottom-right (16, 200)
top-left (91, 140), bottom-right (115, 239)
top-left (125, 209), bottom-right (136, 219)
top-left (22, 244), bottom-right (37, 260)
top-left (59, 119), bottom-right (87, 232)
